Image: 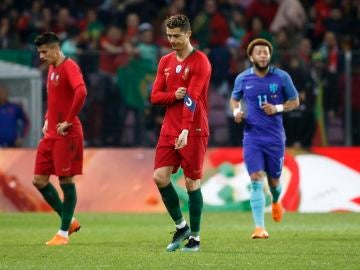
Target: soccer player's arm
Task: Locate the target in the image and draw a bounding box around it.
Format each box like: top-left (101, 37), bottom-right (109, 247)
top-left (230, 75), bottom-right (244, 122)
top-left (65, 63), bottom-right (87, 124)
top-left (181, 55), bottom-right (211, 131)
top-left (281, 72), bottom-right (300, 112)
top-left (150, 57), bottom-right (177, 105)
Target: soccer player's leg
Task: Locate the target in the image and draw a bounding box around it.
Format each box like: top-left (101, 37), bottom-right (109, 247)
top-left (154, 136), bottom-right (190, 251)
top-left (33, 139), bottom-right (63, 216)
top-left (244, 144), bottom-right (268, 238)
top-left (45, 137), bottom-right (82, 245)
top-left (180, 137), bottom-right (207, 251)
top-left (154, 166), bottom-right (189, 251)
top-left (265, 145), bottom-right (285, 223)
top-left (249, 178), bottom-right (269, 239)
top-left (181, 179), bottom-right (202, 252)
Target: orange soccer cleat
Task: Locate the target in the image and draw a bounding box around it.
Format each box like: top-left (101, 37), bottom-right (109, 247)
top-left (46, 234), bottom-right (69, 246)
top-left (272, 202), bottom-right (283, 223)
top-left (69, 218), bottom-right (81, 235)
top-left (251, 227), bottom-right (269, 239)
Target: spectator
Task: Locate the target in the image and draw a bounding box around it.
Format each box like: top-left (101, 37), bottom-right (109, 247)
top-left (270, 0), bottom-right (306, 35)
top-left (78, 9), bottom-right (104, 49)
top-left (283, 56), bottom-right (316, 148)
top-left (193, 0), bottom-right (230, 51)
top-left (99, 25), bottom-right (131, 75)
top-left (0, 17), bottom-right (20, 49)
top-left (125, 13), bottom-right (140, 45)
top-left (0, 85), bottom-right (29, 147)
top-left (319, 31), bottom-right (340, 119)
top-left (245, 0), bottom-right (278, 29)
top-left (241, 16), bottom-right (272, 54)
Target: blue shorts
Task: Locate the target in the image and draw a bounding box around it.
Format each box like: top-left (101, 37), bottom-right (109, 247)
top-left (243, 142), bottom-right (284, 178)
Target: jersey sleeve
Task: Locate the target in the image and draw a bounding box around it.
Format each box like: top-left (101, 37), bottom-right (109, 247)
top-left (281, 71), bottom-right (299, 100)
top-left (231, 74), bottom-right (244, 101)
top-left (150, 56), bottom-right (177, 105)
top-left (64, 61), bottom-right (87, 123)
top-left (181, 54), bottom-right (211, 130)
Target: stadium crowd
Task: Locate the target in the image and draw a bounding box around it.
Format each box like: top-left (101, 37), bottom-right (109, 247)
top-left (1, 0), bottom-right (360, 147)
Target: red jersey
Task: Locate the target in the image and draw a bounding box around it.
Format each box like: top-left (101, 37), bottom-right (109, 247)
top-left (151, 50), bottom-right (211, 137)
top-left (45, 58), bottom-right (87, 139)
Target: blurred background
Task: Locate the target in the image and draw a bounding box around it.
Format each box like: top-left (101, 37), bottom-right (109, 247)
top-left (0, 0), bottom-right (359, 148)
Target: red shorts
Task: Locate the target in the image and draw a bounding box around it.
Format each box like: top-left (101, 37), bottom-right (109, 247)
top-left (154, 135), bottom-right (208, 180)
top-left (34, 136), bottom-right (83, 176)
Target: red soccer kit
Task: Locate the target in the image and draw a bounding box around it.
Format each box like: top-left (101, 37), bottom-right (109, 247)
top-left (151, 50), bottom-right (211, 179)
top-left (34, 58), bottom-right (87, 176)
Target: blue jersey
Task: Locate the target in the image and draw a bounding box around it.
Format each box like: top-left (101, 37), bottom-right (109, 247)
top-left (0, 101), bottom-right (29, 146)
top-left (231, 66), bottom-right (298, 145)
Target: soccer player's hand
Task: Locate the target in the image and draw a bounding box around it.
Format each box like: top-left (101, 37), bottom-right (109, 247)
top-left (56, 121), bottom-right (72, 136)
top-left (233, 108), bottom-right (244, 123)
top-left (175, 129), bottom-right (189, 149)
top-left (261, 103), bottom-right (277, 115)
top-left (175, 87), bottom-right (187, 100)
top-left (42, 120), bottom-right (48, 135)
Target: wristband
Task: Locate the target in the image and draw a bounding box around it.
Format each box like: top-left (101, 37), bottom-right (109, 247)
top-left (275, 104), bottom-right (284, 113)
top-left (233, 107), bottom-right (241, 117)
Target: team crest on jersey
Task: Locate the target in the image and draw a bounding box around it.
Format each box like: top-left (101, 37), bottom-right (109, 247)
top-left (50, 72), bottom-right (60, 86)
top-left (176, 65), bottom-right (182, 73)
top-left (269, 83), bottom-right (278, 94)
top-left (182, 66), bottom-right (190, 80)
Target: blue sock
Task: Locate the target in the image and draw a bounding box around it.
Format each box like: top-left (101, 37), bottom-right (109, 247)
top-left (250, 181), bottom-right (265, 228)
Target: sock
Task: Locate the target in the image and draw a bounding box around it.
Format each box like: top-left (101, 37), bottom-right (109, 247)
top-left (60, 183), bottom-right (77, 231)
top-left (57, 230), bottom-right (69, 238)
top-left (189, 235), bottom-right (200, 241)
top-left (175, 220), bottom-right (187, 229)
top-left (158, 183), bottom-right (183, 225)
top-left (250, 181), bottom-right (265, 228)
top-left (37, 183), bottom-right (63, 217)
top-left (270, 185), bottom-right (282, 203)
top-left (188, 188), bottom-right (203, 237)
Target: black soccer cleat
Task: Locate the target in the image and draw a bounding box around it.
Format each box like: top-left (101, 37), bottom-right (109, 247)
top-left (166, 225), bottom-right (191, 252)
top-left (181, 238), bottom-right (200, 252)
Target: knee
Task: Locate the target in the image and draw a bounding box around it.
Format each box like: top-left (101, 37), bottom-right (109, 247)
top-left (59, 176), bottom-right (74, 184)
top-left (185, 178), bottom-right (200, 191)
top-left (250, 171), bottom-right (264, 180)
top-left (153, 171), bottom-right (169, 188)
top-left (33, 175), bottom-right (49, 189)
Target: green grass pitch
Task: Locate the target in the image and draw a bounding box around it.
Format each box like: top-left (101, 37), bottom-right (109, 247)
top-left (0, 212), bottom-right (359, 269)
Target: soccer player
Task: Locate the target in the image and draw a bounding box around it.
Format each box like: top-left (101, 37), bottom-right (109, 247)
top-left (150, 14), bottom-right (211, 252)
top-left (230, 38), bottom-right (299, 239)
top-left (32, 32), bottom-right (87, 246)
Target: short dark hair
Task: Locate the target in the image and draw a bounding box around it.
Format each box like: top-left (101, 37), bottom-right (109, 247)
top-left (34, 32), bottom-right (60, 47)
top-left (166, 14), bottom-right (191, 32)
top-left (247, 38), bottom-right (273, 57)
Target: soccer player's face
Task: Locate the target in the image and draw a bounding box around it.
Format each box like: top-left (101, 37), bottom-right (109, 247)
top-left (250, 45), bottom-right (271, 71)
top-left (166, 27), bottom-right (191, 51)
top-left (37, 44), bottom-right (59, 65)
